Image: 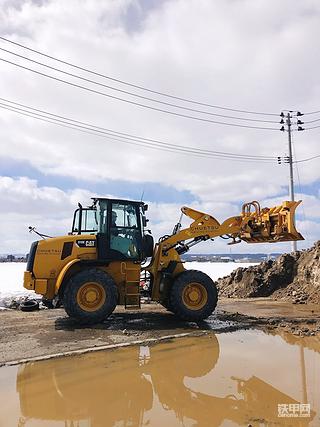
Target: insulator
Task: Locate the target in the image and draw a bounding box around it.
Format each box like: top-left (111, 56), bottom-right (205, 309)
top-left (280, 119), bottom-right (284, 124)
top-left (297, 111), bottom-right (303, 116)
top-left (280, 126), bottom-right (285, 132)
top-left (297, 120), bottom-right (304, 125)
top-left (298, 126), bottom-right (305, 131)
top-left (280, 112), bottom-right (285, 117)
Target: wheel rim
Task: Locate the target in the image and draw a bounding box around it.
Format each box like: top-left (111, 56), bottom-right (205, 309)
top-left (182, 282), bottom-right (208, 310)
top-left (77, 282), bottom-right (106, 312)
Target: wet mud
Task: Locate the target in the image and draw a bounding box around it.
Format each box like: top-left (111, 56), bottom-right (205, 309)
top-left (0, 299), bottom-right (320, 365)
top-left (0, 330), bottom-right (319, 427)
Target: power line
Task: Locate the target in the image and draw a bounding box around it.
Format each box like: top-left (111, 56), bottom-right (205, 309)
top-left (0, 46), bottom-right (279, 124)
top-left (0, 36), bottom-right (279, 117)
top-left (304, 117), bottom-right (320, 124)
top-left (304, 125), bottom-right (320, 130)
top-left (303, 110), bottom-right (320, 116)
top-left (0, 57), bottom-right (280, 131)
top-left (0, 101), bottom-right (276, 161)
top-left (294, 154), bottom-right (320, 163)
top-left (0, 100), bottom-right (277, 162)
top-left (0, 103), bottom-right (275, 162)
top-left (0, 97), bottom-right (276, 159)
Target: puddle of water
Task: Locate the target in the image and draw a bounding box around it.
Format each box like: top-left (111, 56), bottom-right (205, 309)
top-left (0, 330), bottom-right (319, 427)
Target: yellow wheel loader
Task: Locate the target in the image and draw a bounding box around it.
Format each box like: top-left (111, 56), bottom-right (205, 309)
top-left (23, 197), bottom-right (303, 324)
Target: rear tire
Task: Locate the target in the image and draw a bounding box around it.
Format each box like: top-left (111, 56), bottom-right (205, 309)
top-left (63, 268), bottom-right (118, 325)
top-left (169, 270), bottom-right (218, 321)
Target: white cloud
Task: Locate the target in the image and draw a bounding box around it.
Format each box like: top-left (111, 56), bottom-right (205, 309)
top-left (0, 176), bottom-right (92, 253)
top-left (0, 176), bottom-right (317, 254)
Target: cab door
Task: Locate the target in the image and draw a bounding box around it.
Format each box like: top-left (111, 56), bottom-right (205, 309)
top-left (109, 202), bottom-right (142, 260)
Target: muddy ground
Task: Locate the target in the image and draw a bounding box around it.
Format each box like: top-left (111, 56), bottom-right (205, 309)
top-left (1, 298), bottom-right (320, 365)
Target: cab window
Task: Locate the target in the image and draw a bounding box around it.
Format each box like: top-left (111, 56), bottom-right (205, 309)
top-left (110, 203), bottom-right (141, 258)
top-left (72, 209), bottom-right (98, 234)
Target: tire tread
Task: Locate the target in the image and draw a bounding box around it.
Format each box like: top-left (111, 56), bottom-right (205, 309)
top-left (169, 269), bottom-right (218, 321)
top-left (63, 268), bottom-right (118, 325)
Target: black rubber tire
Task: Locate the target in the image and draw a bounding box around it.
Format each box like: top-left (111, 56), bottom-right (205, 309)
top-left (63, 268), bottom-right (118, 325)
top-left (42, 298), bottom-right (54, 309)
top-left (169, 270), bottom-right (218, 321)
top-left (20, 300), bottom-right (40, 312)
top-left (42, 297), bottom-right (62, 309)
top-left (161, 298), bottom-right (174, 313)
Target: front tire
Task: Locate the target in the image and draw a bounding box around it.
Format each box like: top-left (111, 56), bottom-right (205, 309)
top-left (161, 297), bottom-right (174, 313)
top-left (169, 270), bottom-right (218, 321)
top-left (63, 268), bottom-right (118, 325)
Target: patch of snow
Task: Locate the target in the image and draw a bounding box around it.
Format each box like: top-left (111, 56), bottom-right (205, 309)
top-left (0, 263), bottom-right (38, 307)
top-left (184, 261), bottom-right (259, 281)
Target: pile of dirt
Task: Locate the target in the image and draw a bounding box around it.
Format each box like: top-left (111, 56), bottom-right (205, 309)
top-left (217, 241), bottom-right (320, 304)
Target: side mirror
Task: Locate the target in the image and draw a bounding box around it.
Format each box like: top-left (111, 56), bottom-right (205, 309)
top-left (142, 215), bottom-right (149, 227)
top-left (142, 234), bottom-right (154, 258)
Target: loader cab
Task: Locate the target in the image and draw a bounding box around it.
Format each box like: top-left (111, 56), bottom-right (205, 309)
top-left (72, 197), bottom-right (153, 261)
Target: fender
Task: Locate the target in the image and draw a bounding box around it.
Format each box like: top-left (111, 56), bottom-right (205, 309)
top-left (55, 259), bottom-right (81, 294)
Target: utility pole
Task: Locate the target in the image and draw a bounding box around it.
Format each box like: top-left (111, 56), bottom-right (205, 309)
top-left (280, 111), bottom-right (299, 252)
top-left (286, 113), bottom-right (297, 252)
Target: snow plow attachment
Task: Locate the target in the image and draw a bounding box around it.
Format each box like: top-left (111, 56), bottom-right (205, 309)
top-left (238, 200), bottom-right (304, 244)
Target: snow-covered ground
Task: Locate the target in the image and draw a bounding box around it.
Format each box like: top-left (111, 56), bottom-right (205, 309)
top-left (0, 261), bottom-right (258, 308)
top-left (184, 261), bottom-right (256, 281)
top-left (0, 263), bottom-right (31, 308)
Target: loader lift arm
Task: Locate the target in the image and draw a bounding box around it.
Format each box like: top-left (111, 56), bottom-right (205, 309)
top-left (146, 200), bottom-right (303, 310)
top-left (158, 200), bottom-right (303, 256)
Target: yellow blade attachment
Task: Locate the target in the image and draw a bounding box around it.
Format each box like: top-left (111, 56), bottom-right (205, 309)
top-left (237, 200), bottom-right (304, 244)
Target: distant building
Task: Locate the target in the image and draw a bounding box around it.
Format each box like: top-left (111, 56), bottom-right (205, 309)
top-left (0, 254), bottom-right (27, 262)
top-left (220, 256), bottom-right (234, 263)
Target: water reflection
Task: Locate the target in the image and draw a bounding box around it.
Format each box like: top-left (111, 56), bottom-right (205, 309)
top-left (14, 333), bottom-right (318, 426)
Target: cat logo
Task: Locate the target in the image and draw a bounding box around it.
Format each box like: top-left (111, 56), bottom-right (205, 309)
top-left (76, 240), bottom-right (96, 248)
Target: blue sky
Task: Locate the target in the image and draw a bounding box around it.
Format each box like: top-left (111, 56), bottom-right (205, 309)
top-left (0, 157), bottom-right (196, 204)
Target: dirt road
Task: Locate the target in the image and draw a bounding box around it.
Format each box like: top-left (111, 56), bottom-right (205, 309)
top-left (1, 298), bottom-right (320, 365)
